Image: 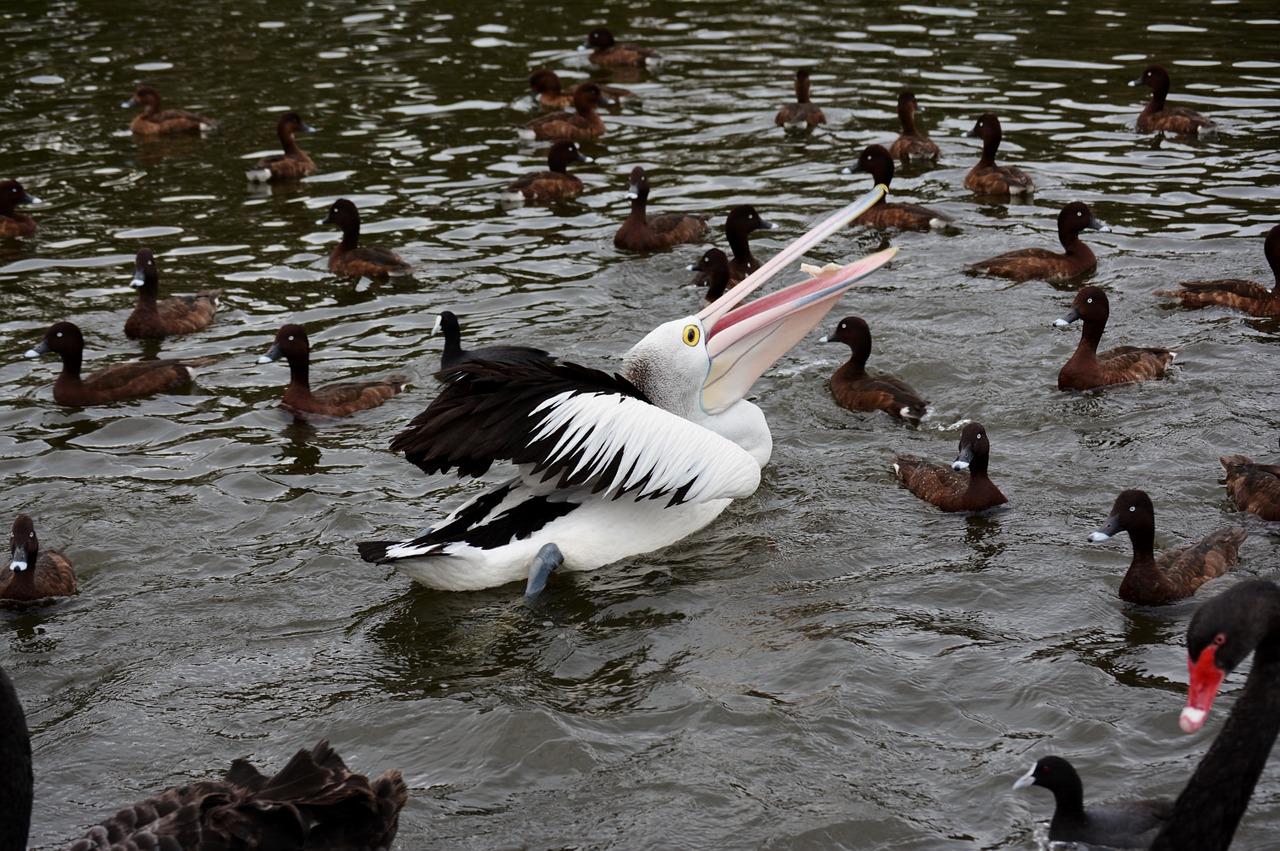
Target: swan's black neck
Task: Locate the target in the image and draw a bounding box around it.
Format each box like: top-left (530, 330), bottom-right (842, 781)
top-left (1152, 585), bottom-right (1280, 850)
top-left (0, 667), bottom-right (33, 851)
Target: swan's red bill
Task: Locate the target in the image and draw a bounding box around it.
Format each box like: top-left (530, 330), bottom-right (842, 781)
top-left (1181, 638), bottom-right (1226, 733)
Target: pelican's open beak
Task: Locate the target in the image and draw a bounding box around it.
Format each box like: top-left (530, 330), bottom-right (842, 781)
top-left (696, 184), bottom-right (896, 414)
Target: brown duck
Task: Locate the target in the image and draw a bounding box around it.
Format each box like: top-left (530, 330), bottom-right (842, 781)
top-left (1155, 224), bottom-right (1280, 317)
top-left (894, 421), bottom-right (1006, 511)
top-left (258, 323), bottom-right (408, 417)
top-left (1056, 286), bottom-right (1175, 391)
top-left (1, 514), bottom-right (77, 609)
top-left (124, 248), bottom-right (220, 339)
top-left (1089, 489), bottom-right (1246, 605)
top-left (26, 321), bottom-right (213, 406)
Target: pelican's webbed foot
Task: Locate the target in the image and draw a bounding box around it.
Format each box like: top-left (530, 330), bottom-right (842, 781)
top-left (525, 543), bottom-right (564, 597)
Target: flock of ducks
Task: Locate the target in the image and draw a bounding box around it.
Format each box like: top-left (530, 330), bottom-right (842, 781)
top-left (1, 19), bottom-right (1278, 850)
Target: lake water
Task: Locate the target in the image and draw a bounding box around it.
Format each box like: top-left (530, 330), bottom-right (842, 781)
top-left (3, 0), bottom-right (1280, 847)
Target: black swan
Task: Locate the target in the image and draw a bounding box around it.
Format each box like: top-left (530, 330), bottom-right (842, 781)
top-left (0, 664), bottom-right (407, 850)
top-left (1016, 579), bottom-right (1280, 850)
top-left (1150, 578), bottom-right (1280, 849)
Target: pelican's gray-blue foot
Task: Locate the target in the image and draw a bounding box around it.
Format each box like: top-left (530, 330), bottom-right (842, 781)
top-left (525, 543), bottom-right (564, 597)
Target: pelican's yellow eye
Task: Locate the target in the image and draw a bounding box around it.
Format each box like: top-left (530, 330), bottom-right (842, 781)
top-left (682, 324), bottom-right (701, 347)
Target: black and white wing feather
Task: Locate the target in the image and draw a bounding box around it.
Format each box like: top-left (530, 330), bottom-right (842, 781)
top-left (390, 360), bottom-right (761, 506)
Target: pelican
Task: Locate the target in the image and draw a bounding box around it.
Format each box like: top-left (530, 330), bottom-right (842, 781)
top-left (358, 185), bottom-right (897, 595)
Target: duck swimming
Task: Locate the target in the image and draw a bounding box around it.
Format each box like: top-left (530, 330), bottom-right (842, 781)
top-left (245, 111), bottom-right (316, 183)
top-left (257, 323), bottom-right (409, 418)
top-left (971, 201), bottom-right (1109, 283)
top-left (963, 113), bottom-right (1035, 196)
top-left (0, 179), bottom-right (39, 237)
top-left (357, 185), bottom-right (896, 595)
top-left (688, 247), bottom-right (732, 305)
top-left (1155, 224), bottom-right (1280, 317)
top-left (122, 85), bottom-right (216, 135)
top-left (889, 91), bottom-right (939, 164)
top-left (528, 69), bottom-right (637, 110)
top-left (502, 141), bottom-right (591, 202)
top-left (582, 27), bottom-right (662, 69)
top-left (124, 248), bottom-right (220, 339)
top-left (775, 69), bottom-right (826, 131)
top-left (1131, 64), bottom-right (1216, 136)
top-left (518, 82), bottom-right (613, 142)
top-left (2, 514), bottom-right (77, 609)
top-left (25, 321), bottom-right (214, 406)
top-left (319, 199), bottom-right (412, 278)
top-left (1221, 451), bottom-right (1280, 522)
top-left (1055, 286), bottom-right (1176, 391)
top-left (721, 204), bottom-right (776, 283)
top-left (613, 167), bottom-right (710, 252)
top-left (849, 144), bottom-right (952, 232)
top-left (1088, 488), bottom-right (1246, 605)
top-left (893, 421), bottom-right (1007, 512)
top-left (819, 315), bottom-right (928, 422)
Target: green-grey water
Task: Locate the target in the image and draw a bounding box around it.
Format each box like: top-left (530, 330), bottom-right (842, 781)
top-left (3, 0), bottom-right (1280, 847)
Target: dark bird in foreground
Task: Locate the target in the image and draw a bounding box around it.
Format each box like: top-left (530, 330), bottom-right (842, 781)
top-left (1014, 755), bottom-right (1173, 849)
top-left (0, 664), bottom-right (407, 851)
top-left (1149, 579), bottom-right (1280, 849)
top-left (1018, 580), bottom-right (1280, 851)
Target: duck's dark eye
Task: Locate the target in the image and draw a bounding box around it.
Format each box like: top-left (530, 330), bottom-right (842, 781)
top-left (1129, 505), bottom-right (1136, 512)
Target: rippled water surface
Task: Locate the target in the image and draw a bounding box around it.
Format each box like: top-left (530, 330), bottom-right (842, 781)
top-left (4, 0), bottom-right (1280, 848)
